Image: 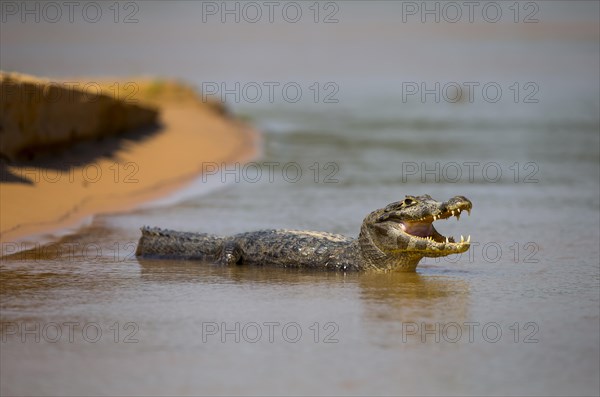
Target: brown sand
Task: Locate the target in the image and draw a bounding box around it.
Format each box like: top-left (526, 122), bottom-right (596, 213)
top-left (0, 78), bottom-right (258, 245)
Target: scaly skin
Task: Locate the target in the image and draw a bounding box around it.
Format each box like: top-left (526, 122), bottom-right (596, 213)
top-left (135, 195), bottom-right (473, 272)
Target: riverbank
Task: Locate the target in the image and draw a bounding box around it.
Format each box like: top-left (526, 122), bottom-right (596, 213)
top-left (0, 76), bottom-right (259, 246)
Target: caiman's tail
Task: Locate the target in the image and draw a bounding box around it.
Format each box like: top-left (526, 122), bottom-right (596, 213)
top-left (136, 226), bottom-right (224, 261)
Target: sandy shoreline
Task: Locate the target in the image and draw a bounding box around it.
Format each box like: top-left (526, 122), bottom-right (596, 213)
top-left (0, 78), bottom-right (259, 246)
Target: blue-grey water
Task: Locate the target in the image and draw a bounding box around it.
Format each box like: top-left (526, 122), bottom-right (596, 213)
top-left (1, 2), bottom-right (599, 395)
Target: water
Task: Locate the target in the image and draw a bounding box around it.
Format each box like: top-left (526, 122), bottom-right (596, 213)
top-left (1, 2), bottom-right (599, 395)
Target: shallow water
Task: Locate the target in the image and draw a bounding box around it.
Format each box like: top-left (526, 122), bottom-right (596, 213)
top-left (1, 2), bottom-right (599, 395)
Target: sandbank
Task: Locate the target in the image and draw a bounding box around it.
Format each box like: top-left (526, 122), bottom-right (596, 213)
top-left (0, 77), bottom-right (258, 246)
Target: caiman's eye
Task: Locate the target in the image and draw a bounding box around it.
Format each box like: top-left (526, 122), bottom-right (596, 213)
top-left (404, 198), bottom-right (416, 206)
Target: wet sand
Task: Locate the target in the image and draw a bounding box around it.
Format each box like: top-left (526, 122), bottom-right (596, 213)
top-left (0, 79), bottom-right (258, 245)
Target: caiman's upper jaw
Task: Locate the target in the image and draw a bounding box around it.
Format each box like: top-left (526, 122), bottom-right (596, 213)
top-left (414, 199), bottom-right (472, 226)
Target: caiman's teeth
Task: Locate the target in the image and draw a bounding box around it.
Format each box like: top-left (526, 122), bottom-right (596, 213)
top-left (432, 215), bottom-right (437, 221)
top-left (460, 235), bottom-right (464, 243)
top-left (445, 237), bottom-right (449, 243)
top-left (467, 235), bottom-right (471, 243)
top-left (451, 210), bottom-right (455, 216)
top-left (467, 209), bottom-right (471, 216)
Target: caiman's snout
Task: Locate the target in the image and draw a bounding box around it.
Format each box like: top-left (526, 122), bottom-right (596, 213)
top-left (436, 196), bottom-right (472, 221)
top-left (445, 196), bottom-right (472, 211)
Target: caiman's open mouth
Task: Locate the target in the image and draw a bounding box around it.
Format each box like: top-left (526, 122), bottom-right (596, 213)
top-left (399, 202), bottom-right (472, 246)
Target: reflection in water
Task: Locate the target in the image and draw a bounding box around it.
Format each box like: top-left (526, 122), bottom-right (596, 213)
top-left (357, 271), bottom-right (470, 348)
top-left (136, 257), bottom-right (471, 349)
top-left (358, 271), bottom-right (470, 321)
top-left (137, 257), bottom-right (352, 285)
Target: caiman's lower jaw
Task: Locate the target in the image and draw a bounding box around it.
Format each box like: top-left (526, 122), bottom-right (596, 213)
top-left (399, 205), bottom-right (472, 252)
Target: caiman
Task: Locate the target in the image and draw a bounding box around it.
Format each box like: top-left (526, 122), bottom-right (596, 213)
top-left (136, 195), bottom-right (473, 272)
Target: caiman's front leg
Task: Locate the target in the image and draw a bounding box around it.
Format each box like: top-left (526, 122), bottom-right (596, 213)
top-left (220, 241), bottom-right (243, 265)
